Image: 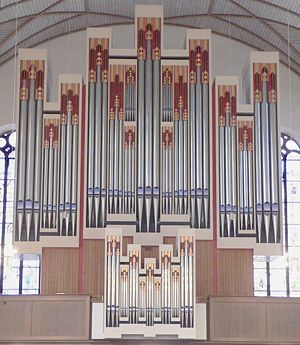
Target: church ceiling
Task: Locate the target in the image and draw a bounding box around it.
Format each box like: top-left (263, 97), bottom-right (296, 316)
top-left (0, 0), bottom-right (299, 74)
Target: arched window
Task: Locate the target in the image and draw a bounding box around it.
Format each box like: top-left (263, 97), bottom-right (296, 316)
top-left (254, 133), bottom-right (300, 297)
top-left (0, 131), bottom-right (40, 294)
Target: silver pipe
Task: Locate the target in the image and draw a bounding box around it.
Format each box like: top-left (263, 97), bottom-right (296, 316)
top-left (183, 118), bottom-right (188, 214)
top-left (239, 145), bottom-right (245, 230)
top-left (166, 138), bottom-right (170, 214)
top-left (132, 138), bottom-right (136, 213)
top-left (125, 82), bottom-right (129, 121)
top-left (65, 105), bottom-right (73, 235)
top-left (137, 59), bottom-right (145, 232)
top-left (135, 254), bottom-right (139, 322)
top-left (129, 255), bottom-right (133, 322)
top-left (162, 136), bottom-right (166, 214)
top-left (248, 149), bottom-right (254, 229)
top-left (115, 240), bottom-right (120, 326)
top-left (161, 261), bottom-right (164, 322)
top-left (196, 66), bottom-right (203, 228)
top-left (101, 81), bottom-right (108, 228)
top-left (124, 136), bottom-right (128, 213)
top-left (180, 241), bottom-right (184, 327)
top-left (184, 240), bottom-right (188, 327)
top-left (225, 109), bottom-right (232, 236)
top-left (188, 241), bottom-right (193, 327)
top-left (202, 83), bottom-right (209, 228)
top-left (106, 239), bottom-right (112, 326)
top-left (231, 124), bottom-right (237, 236)
top-left (243, 136), bottom-right (249, 229)
top-left (167, 256), bottom-right (171, 323)
top-left (87, 81), bottom-right (95, 227)
top-left (71, 117), bottom-right (78, 236)
top-left (43, 138), bottom-right (49, 228)
top-left (162, 82), bottom-right (166, 122)
top-left (33, 95), bottom-right (43, 239)
top-left (169, 139), bottom-right (173, 214)
top-left (269, 101), bottom-right (279, 241)
top-left (119, 118), bottom-right (124, 214)
top-left (219, 125), bottom-right (225, 236)
top-left (114, 105), bottom-right (119, 214)
top-left (128, 136), bottom-right (132, 213)
top-left (132, 76), bottom-right (136, 121)
top-left (145, 36), bottom-right (153, 232)
top-left (59, 116), bottom-right (66, 234)
top-left (47, 133), bottom-right (53, 228)
top-left (52, 139), bottom-right (58, 228)
top-left (261, 81), bottom-right (271, 242)
top-left (254, 100), bottom-right (262, 242)
top-left (111, 239), bottom-right (116, 326)
top-left (174, 120), bottom-right (179, 214)
top-left (178, 112), bottom-right (184, 214)
top-left (25, 75), bottom-right (36, 240)
top-left (153, 59), bottom-right (160, 232)
top-left (94, 64), bottom-right (102, 226)
top-left (190, 82), bottom-right (196, 227)
top-left (109, 116), bottom-right (115, 214)
top-left (17, 75), bottom-right (28, 240)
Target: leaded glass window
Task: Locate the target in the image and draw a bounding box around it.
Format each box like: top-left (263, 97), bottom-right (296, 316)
top-left (0, 131), bottom-right (40, 294)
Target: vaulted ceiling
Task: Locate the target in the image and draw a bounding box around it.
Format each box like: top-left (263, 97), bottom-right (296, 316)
top-left (1, 0), bottom-right (299, 74)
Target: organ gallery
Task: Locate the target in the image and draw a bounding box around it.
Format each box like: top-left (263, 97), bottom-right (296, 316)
top-left (13, 5), bottom-right (282, 338)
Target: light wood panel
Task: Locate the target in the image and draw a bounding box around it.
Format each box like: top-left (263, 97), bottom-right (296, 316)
top-left (163, 236), bottom-right (177, 256)
top-left (209, 296), bottom-right (300, 343)
top-left (0, 295), bottom-right (90, 341)
top-left (267, 301), bottom-right (300, 341)
top-left (141, 245), bottom-right (159, 269)
top-left (41, 247), bottom-right (79, 294)
top-left (209, 297), bottom-right (266, 341)
top-left (0, 300), bottom-right (32, 338)
top-left (83, 239), bottom-right (105, 298)
top-left (218, 249), bottom-right (253, 296)
top-left (195, 240), bottom-right (214, 299)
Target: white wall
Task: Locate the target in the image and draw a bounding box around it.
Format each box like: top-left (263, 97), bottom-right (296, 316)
top-left (0, 24), bottom-right (299, 141)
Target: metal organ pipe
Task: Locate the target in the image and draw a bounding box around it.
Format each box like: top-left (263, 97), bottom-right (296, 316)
top-left (137, 19), bottom-right (161, 232)
top-left (145, 24), bottom-right (153, 232)
top-left (189, 41), bottom-right (210, 229)
top-left (219, 86), bottom-right (237, 237)
top-left (254, 64), bottom-right (279, 243)
top-left (94, 55), bottom-right (102, 227)
top-left (25, 66), bottom-right (37, 240)
top-left (137, 29), bottom-right (145, 232)
top-left (86, 39), bottom-right (108, 229)
top-left (87, 52), bottom-right (95, 227)
top-left (153, 31), bottom-right (160, 232)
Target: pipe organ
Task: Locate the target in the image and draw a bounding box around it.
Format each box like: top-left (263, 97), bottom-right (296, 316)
top-left (105, 233), bottom-right (194, 328)
top-left (13, 4), bottom-right (283, 339)
top-left (16, 59), bottom-right (45, 242)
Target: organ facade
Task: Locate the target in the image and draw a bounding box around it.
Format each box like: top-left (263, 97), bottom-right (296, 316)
top-left (13, 5), bottom-right (282, 338)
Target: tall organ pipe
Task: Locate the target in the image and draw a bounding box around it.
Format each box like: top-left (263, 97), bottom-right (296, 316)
top-left (33, 70), bottom-right (43, 240)
top-left (87, 72), bottom-right (95, 227)
top-left (195, 65), bottom-right (203, 228)
top-left (25, 68), bottom-right (37, 240)
top-left (17, 71), bottom-right (28, 240)
top-left (137, 55), bottom-right (145, 232)
top-left (101, 74), bottom-right (108, 228)
top-left (261, 80), bottom-right (271, 242)
top-left (153, 52), bottom-right (160, 232)
top-left (145, 28), bottom-right (153, 232)
top-left (94, 62), bottom-right (102, 226)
